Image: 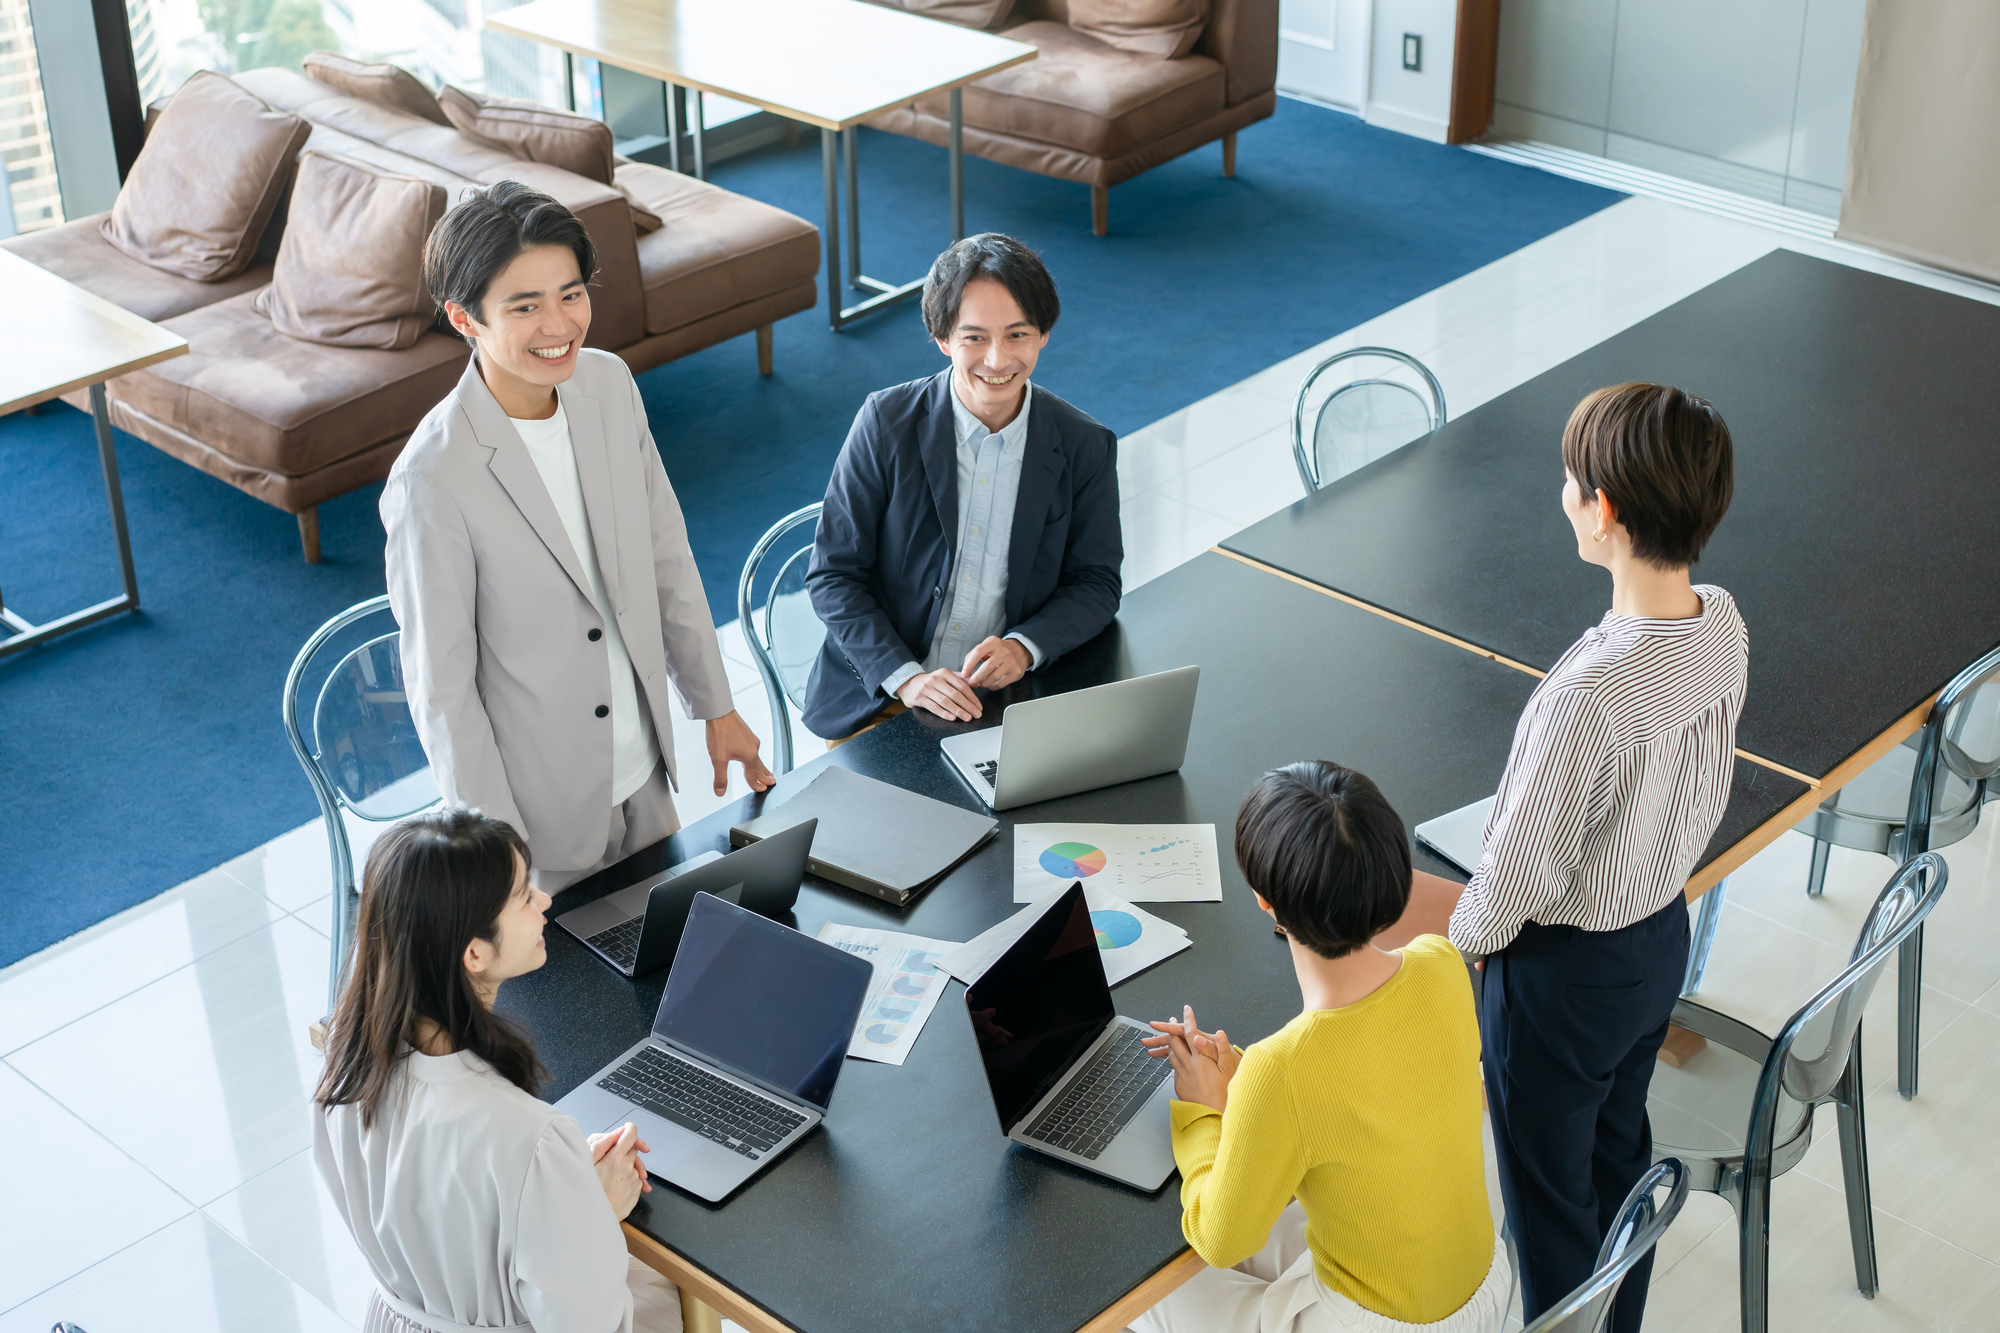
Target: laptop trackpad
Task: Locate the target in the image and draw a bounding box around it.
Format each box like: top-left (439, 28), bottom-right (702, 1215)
top-left (603, 1108), bottom-right (701, 1176)
top-left (1121, 1079), bottom-right (1174, 1146)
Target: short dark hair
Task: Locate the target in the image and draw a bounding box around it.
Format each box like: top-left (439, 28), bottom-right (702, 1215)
top-left (921, 232), bottom-right (1060, 340)
top-left (1234, 761), bottom-right (1411, 960)
top-left (423, 179), bottom-right (596, 340)
top-left (1561, 382), bottom-right (1734, 569)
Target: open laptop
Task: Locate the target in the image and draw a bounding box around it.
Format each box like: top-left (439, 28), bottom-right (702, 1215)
top-left (555, 892), bottom-right (872, 1202)
top-left (940, 666), bottom-right (1200, 811)
top-left (553, 820), bottom-right (817, 977)
top-left (1414, 796), bottom-right (1494, 878)
top-left (965, 881), bottom-right (1177, 1191)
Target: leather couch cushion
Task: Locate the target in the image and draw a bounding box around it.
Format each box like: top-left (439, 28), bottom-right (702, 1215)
top-left (615, 162), bottom-right (821, 336)
top-left (111, 289), bottom-right (469, 477)
top-left (1, 214), bottom-right (271, 323)
top-left (256, 150), bottom-right (446, 350)
top-left (102, 71), bottom-right (310, 282)
top-left (302, 51), bottom-right (450, 125)
top-left (917, 21), bottom-right (1222, 157)
top-left (437, 86), bottom-right (615, 185)
top-left (1067, 0), bottom-right (1208, 57)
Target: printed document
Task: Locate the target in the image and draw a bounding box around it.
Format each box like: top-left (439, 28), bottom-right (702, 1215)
top-left (815, 923), bottom-right (960, 1066)
top-left (937, 884), bottom-right (1190, 988)
top-left (1013, 823), bottom-right (1222, 902)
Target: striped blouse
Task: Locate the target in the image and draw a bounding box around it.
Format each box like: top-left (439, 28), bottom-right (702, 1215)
top-left (1448, 585), bottom-right (1748, 957)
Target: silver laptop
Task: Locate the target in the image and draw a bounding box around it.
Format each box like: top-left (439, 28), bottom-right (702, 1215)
top-left (1414, 796), bottom-right (1495, 877)
top-left (552, 820), bottom-right (816, 978)
top-left (941, 666), bottom-right (1200, 810)
top-left (555, 892), bottom-right (872, 1202)
top-left (966, 881), bottom-right (1177, 1191)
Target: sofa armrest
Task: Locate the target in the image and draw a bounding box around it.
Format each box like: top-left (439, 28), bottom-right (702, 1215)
top-left (1195, 0), bottom-right (1276, 107)
top-left (469, 160), bottom-right (646, 353)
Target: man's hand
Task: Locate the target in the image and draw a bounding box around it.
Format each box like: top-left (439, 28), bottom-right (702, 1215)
top-left (705, 710), bottom-right (775, 796)
top-left (962, 636), bottom-right (1031, 691)
top-left (897, 668), bottom-right (984, 721)
top-left (1140, 1004), bottom-right (1240, 1113)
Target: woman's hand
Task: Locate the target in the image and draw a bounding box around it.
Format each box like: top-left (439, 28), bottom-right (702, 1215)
top-left (588, 1122), bottom-right (650, 1219)
top-left (1140, 1004), bottom-right (1240, 1113)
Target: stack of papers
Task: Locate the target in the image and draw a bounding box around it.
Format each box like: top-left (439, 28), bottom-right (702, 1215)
top-left (937, 884), bottom-right (1190, 989)
top-left (815, 923), bottom-right (961, 1065)
top-left (1012, 823), bottom-right (1222, 903)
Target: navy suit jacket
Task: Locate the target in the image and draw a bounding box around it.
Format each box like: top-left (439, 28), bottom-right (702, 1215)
top-left (803, 370), bottom-right (1123, 738)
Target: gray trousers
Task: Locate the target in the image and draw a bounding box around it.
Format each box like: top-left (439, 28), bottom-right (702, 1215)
top-left (531, 762), bottom-right (679, 895)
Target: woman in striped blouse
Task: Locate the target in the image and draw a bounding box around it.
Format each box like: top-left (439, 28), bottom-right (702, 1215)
top-left (1448, 383), bottom-right (1743, 1333)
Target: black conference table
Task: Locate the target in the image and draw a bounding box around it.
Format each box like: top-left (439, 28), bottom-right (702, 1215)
top-left (1222, 249), bottom-right (2000, 791)
top-left (500, 553), bottom-right (1807, 1333)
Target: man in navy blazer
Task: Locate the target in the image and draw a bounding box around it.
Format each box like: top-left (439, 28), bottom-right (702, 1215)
top-left (804, 234), bottom-right (1122, 740)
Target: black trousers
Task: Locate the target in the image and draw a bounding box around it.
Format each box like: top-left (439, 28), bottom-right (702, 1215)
top-left (1482, 897), bottom-right (1689, 1333)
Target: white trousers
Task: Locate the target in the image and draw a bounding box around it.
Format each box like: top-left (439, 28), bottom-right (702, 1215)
top-left (1129, 1203), bottom-right (1513, 1333)
top-left (364, 1258), bottom-right (681, 1333)
top-left (532, 763), bottom-right (681, 895)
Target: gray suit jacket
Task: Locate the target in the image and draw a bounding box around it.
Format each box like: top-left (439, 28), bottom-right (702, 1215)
top-left (381, 351), bottom-right (733, 871)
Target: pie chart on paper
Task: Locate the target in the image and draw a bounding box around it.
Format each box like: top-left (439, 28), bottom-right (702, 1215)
top-left (1040, 841), bottom-right (1108, 879)
top-left (1091, 910), bottom-right (1143, 950)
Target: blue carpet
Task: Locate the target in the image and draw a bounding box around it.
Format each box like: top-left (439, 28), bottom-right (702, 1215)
top-left (0, 98), bottom-right (1619, 965)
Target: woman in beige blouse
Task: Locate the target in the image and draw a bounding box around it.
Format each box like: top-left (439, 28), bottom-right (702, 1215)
top-left (313, 807), bottom-right (682, 1333)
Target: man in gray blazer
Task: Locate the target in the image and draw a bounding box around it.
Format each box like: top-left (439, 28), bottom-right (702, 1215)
top-left (384, 181), bottom-right (772, 892)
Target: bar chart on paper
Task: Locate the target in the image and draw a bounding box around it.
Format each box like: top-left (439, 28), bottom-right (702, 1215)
top-left (1012, 824), bottom-right (1222, 902)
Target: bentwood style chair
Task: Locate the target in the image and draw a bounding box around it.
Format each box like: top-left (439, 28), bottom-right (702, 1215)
top-left (1646, 852), bottom-right (1947, 1333)
top-left (738, 504), bottom-right (825, 776)
top-left (1290, 347), bottom-right (1447, 494)
top-left (1796, 646), bottom-right (2000, 1097)
top-left (283, 595), bottom-right (440, 1013)
top-left (1515, 1160), bottom-right (1689, 1333)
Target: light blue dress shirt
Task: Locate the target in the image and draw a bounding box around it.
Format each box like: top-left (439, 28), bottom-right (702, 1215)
top-left (878, 380), bottom-right (1044, 698)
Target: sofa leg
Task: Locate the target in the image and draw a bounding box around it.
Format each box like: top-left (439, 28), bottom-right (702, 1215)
top-left (756, 323), bottom-right (773, 376)
top-left (1222, 131), bottom-right (1237, 178)
top-left (1090, 185), bottom-right (1108, 237)
top-left (298, 507), bottom-right (321, 564)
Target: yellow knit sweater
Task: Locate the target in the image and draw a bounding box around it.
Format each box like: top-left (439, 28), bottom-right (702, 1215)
top-left (1169, 935), bottom-right (1492, 1323)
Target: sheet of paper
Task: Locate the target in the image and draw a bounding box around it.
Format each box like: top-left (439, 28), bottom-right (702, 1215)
top-left (936, 885), bottom-right (1189, 989)
top-left (1012, 823), bottom-right (1223, 902)
top-left (815, 923), bottom-right (960, 1066)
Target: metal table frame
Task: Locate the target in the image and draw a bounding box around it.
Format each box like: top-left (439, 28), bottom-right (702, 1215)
top-left (821, 88), bottom-right (964, 330)
top-left (0, 383), bottom-right (140, 659)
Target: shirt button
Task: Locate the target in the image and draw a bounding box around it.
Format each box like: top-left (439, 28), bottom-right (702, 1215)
top-left (952, 623), bottom-right (962, 631)
top-left (971, 526), bottom-right (981, 535)
top-left (978, 478), bottom-right (989, 486)
top-left (588, 628), bottom-right (603, 641)
top-left (595, 705), bottom-right (610, 718)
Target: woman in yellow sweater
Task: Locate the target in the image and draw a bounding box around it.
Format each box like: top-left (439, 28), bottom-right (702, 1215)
top-left (1132, 761), bottom-right (1509, 1333)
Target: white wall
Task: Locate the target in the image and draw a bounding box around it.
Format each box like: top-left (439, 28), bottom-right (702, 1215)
top-left (1492, 0), bottom-right (1866, 216)
top-left (1362, 0), bottom-right (1458, 141)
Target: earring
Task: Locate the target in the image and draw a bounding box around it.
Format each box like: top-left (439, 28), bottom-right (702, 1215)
top-left (1592, 530), bottom-right (1608, 543)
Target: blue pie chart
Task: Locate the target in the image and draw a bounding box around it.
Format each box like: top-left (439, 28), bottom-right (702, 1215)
top-left (1091, 910), bottom-right (1143, 950)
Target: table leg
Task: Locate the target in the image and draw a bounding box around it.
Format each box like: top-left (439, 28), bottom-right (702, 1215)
top-left (1681, 876), bottom-right (1727, 997)
top-left (822, 128), bottom-right (842, 330)
top-left (691, 89), bottom-right (707, 180)
top-left (680, 1288), bottom-right (723, 1333)
top-left (842, 125), bottom-right (860, 290)
top-left (665, 82), bottom-right (682, 174)
top-left (949, 87), bottom-right (964, 241)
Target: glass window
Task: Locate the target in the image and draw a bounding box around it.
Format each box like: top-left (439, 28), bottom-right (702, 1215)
top-left (0, 0), bottom-right (62, 235)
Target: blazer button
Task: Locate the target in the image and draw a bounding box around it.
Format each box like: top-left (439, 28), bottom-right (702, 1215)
top-left (595, 705), bottom-right (610, 718)
top-left (588, 628), bottom-right (603, 642)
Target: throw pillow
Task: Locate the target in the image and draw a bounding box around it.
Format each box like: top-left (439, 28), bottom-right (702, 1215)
top-left (1068, 0), bottom-right (1209, 57)
top-left (101, 70), bottom-right (311, 282)
top-left (436, 85), bottom-right (615, 185)
top-left (255, 150), bottom-right (448, 351)
top-left (893, 0), bottom-right (1017, 32)
top-left (302, 50), bottom-right (452, 126)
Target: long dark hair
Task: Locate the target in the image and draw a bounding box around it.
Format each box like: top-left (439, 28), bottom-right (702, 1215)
top-left (315, 806), bottom-right (548, 1127)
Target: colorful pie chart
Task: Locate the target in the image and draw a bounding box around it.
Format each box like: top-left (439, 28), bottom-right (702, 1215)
top-left (1091, 910), bottom-right (1143, 950)
top-left (1041, 841), bottom-right (1108, 879)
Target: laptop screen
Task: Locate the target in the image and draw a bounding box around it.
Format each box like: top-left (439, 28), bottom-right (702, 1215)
top-left (652, 893), bottom-right (871, 1110)
top-left (965, 882), bottom-right (1115, 1132)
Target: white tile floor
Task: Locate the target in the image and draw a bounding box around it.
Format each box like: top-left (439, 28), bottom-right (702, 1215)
top-left (7, 194), bottom-right (2000, 1332)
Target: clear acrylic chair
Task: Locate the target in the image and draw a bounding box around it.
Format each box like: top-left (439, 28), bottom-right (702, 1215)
top-left (1290, 347), bottom-right (1447, 493)
top-left (737, 504), bottom-right (825, 775)
top-left (1796, 645), bottom-right (2000, 1097)
top-left (1646, 851), bottom-right (1948, 1333)
top-left (1519, 1159), bottom-right (1690, 1333)
top-left (283, 595), bottom-right (440, 1015)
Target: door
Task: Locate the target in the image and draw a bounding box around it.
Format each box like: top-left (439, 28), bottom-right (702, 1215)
top-left (1277, 0), bottom-right (1370, 109)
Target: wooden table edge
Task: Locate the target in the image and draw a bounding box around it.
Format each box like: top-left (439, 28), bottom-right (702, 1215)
top-left (2, 341), bottom-right (188, 417)
top-left (481, 16), bottom-right (1037, 132)
top-left (626, 1222), bottom-right (1203, 1333)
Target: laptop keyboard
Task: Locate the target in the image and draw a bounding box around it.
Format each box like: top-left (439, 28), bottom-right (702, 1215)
top-left (974, 759), bottom-right (999, 783)
top-left (598, 1045), bottom-right (805, 1160)
top-left (585, 916), bottom-right (644, 972)
top-left (1022, 1025), bottom-right (1171, 1161)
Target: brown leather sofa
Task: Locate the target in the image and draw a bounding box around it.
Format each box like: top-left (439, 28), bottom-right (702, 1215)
top-left (870, 0), bottom-right (1277, 235)
top-left (3, 69), bottom-right (820, 562)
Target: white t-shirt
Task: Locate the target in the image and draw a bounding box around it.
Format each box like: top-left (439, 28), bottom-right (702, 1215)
top-left (512, 404), bottom-right (661, 804)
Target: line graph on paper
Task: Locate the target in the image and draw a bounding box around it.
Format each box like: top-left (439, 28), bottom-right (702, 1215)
top-left (1013, 824), bottom-right (1222, 903)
